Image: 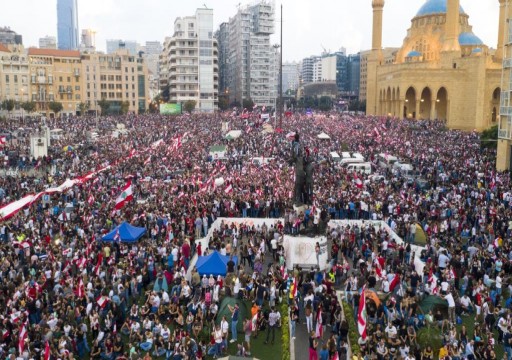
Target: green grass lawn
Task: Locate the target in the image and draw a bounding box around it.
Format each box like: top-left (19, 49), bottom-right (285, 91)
top-left (111, 298), bottom-right (282, 360)
top-left (416, 312), bottom-right (504, 359)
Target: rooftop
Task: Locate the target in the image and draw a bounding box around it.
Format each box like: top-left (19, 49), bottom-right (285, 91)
top-left (27, 48), bottom-right (80, 57)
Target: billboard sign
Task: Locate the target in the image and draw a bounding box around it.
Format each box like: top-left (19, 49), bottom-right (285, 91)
top-left (160, 103), bottom-right (182, 115)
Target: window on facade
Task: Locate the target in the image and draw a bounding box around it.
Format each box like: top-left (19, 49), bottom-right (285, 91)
top-left (5, 75), bottom-right (8, 83)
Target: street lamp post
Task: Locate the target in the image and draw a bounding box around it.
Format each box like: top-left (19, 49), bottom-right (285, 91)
top-left (279, 4), bottom-right (283, 129)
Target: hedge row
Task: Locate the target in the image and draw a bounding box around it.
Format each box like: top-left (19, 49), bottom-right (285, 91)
top-left (342, 300), bottom-right (361, 357)
top-left (281, 301), bottom-right (291, 360)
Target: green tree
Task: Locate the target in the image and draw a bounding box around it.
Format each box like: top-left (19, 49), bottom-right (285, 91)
top-left (242, 98), bottom-right (255, 110)
top-left (78, 102), bottom-right (89, 115)
top-left (218, 95), bottom-right (229, 111)
top-left (183, 100), bottom-right (196, 113)
top-left (48, 101), bottom-right (63, 115)
top-left (98, 98), bottom-right (110, 115)
top-left (1, 99), bottom-right (15, 113)
top-left (318, 96), bottom-right (332, 111)
top-left (481, 125), bottom-right (498, 149)
top-left (229, 100), bottom-right (241, 108)
top-left (20, 101), bottom-right (36, 113)
top-left (120, 100), bottom-right (130, 115)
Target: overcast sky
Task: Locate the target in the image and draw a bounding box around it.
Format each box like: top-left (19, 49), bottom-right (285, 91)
top-left (0, 0), bottom-right (499, 62)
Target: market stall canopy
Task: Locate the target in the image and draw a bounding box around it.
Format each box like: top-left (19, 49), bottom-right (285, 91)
top-left (317, 132), bottom-right (331, 140)
top-left (196, 251), bottom-right (238, 277)
top-left (225, 130), bottom-right (242, 140)
top-left (102, 222), bottom-right (146, 243)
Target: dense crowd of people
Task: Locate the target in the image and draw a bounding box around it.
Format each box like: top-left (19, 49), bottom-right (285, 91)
top-left (0, 110), bottom-right (509, 360)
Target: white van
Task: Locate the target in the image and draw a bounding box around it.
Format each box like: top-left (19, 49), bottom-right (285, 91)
top-left (352, 152), bottom-right (365, 161)
top-left (346, 162), bottom-right (372, 174)
top-left (377, 153), bottom-right (398, 169)
top-left (340, 157), bottom-right (364, 165)
top-left (330, 152), bottom-right (341, 162)
top-left (341, 152), bottom-right (351, 159)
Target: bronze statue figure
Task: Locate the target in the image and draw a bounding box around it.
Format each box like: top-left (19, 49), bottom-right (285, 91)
top-left (290, 132), bottom-right (314, 206)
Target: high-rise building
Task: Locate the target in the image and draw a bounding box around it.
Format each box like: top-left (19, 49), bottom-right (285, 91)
top-left (216, 22), bottom-right (230, 95)
top-left (282, 62), bottom-right (299, 94)
top-left (219, 1), bottom-right (276, 108)
top-left (39, 36), bottom-right (57, 49)
top-left (161, 8), bottom-right (218, 112)
top-left (106, 39), bottom-right (139, 56)
top-left (0, 27), bottom-right (23, 45)
top-left (300, 56), bottom-right (320, 84)
top-left (346, 53), bottom-right (361, 95)
top-left (141, 41), bottom-right (162, 99)
top-left (80, 29), bottom-right (96, 52)
top-left (57, 0), bottom-right (79, 50)
top-left (81, 49), bottom-right (149, 114)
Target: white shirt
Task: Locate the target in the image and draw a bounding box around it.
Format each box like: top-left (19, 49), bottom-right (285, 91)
top-left (221, 319), bottom-right (229, 334)
top-left (445, 293), bottom-right (455, 308)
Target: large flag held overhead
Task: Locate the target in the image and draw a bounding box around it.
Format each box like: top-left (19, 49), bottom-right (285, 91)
top-left (115, 181), bottom-right (133, 210)
top-left (18, 321), bottom-right (28, 355)
top-left (357, 286), bottom-right (367, 341)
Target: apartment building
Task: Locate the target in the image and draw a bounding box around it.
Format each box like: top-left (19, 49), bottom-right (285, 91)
top-left (161, 8), bottom-right (218, 112)
top-left (219, 1), bottom-right (277, 108)
top-left (27, 48), bottom-right (82, 117)
top-left (0, 44), bottom-right (29, 104)
top-left (80, 49), bottom-right (149, 114)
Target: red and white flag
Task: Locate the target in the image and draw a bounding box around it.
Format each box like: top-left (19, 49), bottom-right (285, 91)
top-left (44, 341), bottom-right (51, 360)
top-left (0, 136), bottom-right (6, 145)
top-left (87, 194), bottom-right (94, 205)
top-left (75, 278), bottom-right (85, 298)
top-left (354, 177), bottom-right (363, 189)
top-left (96, 295), bottom-right (108, 308)
top-left (144, 156), bottom-right (151, 165)
top-left (93, 253), bottom-right (103, 276)
top-left (224, 184), bottom-right (233, 194)
top-left (357, 286), bottom-right (367, 341)
top-left (18, 321), bottom-right (28, 355)
top-left (113, 228), bottom-right (121, 243)
top-left (115, 181), bottom-right (133, 210)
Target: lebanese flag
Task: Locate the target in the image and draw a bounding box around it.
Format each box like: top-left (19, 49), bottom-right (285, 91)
top-left (44, 341), bottom-right (50, 360)
top-left (224, 184), bottom-right (233, 194)
top-left (0, 136), bottom-right (6, 145)
top-left (75, 278), bottom-right (85, 298)
top-left (10, 311), bottom-right (22, 324)
top-left (96, 295), bottom-right (108, 308)
top-left (144, 156), bottom-right (151, 165)
top-left (94, 253), bottom-right (103, 276)
top-left (113, 228), bottom-right (121, 243)
top-left (357, 286), bottom-right (367, 341)
top-left (87, 194), bottom-right (94, 205)
top-left (18, 321), bottom-right (28, 355)
top-left (389, 273), bottom-right (401, 292)
top-left (354, 176), bottom-right (363, 189)
top-left (115, 181), bottom-right (133, 210)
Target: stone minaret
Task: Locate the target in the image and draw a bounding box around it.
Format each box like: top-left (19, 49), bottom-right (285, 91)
top-left (442, 0), bottom-right (461, 53)
top-left (366, 0), bottom-right (385, 115)
top-left (496, 0), bottom-right (507, 61)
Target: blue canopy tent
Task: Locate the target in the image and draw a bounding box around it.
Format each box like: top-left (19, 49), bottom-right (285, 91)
top-left (196, 251), bottom-right (238, 277)
top-left (102, 222), bottom-right (146, 243)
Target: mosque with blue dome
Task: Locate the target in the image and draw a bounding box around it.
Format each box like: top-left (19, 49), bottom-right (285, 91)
top-left (365, 0), bottom-right (503, 131)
